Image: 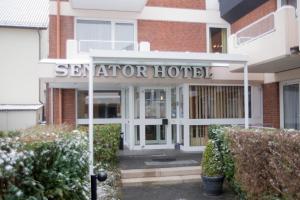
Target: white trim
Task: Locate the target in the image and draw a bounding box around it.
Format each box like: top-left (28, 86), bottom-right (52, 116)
top-left (206, 24), bottom-right (230, 53)
top-left (279, 79), bottom-right (300, 129)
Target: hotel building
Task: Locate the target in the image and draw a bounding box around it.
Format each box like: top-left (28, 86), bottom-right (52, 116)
top-left (1, 0), bottom-right (299, 151)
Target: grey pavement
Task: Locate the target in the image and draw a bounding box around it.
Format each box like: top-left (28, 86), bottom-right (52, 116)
top-left (122, 182), bottom-right (236, 200)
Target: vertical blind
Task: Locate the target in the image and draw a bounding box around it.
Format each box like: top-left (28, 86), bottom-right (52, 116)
top-left (190, 125), bottom-right (208, 146)
top-left (189, 85), bottom-right (251, 119)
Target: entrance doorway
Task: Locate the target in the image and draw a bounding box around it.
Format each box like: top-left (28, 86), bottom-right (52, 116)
top-left (142, 88), bottom-right (169, 146)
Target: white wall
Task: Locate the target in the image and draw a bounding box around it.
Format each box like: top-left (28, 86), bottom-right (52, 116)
top-left (0, 110), bottom-right (41, 131)
top-left (0, 28), bottom-right (45, 104)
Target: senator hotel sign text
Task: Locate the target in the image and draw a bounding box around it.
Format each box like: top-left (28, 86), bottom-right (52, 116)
top-left (55, 64), bottom-right (212, 79)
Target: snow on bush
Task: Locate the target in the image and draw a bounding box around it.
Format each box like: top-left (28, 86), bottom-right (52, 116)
top-left (0, 127), bottom-right (89, 200)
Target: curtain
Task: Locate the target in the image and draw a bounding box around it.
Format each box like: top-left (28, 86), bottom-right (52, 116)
top-left (283, 84), bottom-right (299, 129)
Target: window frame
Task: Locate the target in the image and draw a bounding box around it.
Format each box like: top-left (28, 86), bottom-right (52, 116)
top-left (74, 17), bottom-right (138, 51)
top-left (206, 24), bottom-right (230, 53)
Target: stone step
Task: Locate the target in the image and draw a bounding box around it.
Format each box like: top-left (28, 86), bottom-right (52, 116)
top-left (121, 166), bottom-right (201, 179)
top-left (121, 174), bottom-right (202, 187)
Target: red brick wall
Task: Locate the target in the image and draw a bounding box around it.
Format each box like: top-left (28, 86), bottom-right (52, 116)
top-left (62, 89), bottom-right (76, 126)
top-left (263, 82), bottom-right (280, 128)
top-left (49, 15), bottom-right (74, 59)
top-left (231, 0), bottom-right (277, 33)
top-left (46, 88), bottom-right (76, 127)
top-left (52, 88), bottom-right (61, 125)
top-left (138, 20), bottom-right (206, 52)
top-left (147, 0), bottom-right (205, 9)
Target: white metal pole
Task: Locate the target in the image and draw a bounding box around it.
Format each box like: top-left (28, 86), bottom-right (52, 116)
top-left (88, 58), bottom-right (94, 176)
top-left (244, 63), bottom-right (249, 129)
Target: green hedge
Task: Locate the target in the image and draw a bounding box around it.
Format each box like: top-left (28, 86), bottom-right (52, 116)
top-left (208, 125), bottom-right (300, 200)
top-left (0, 124), bottom-right (121, 200)
top-left (0, 129), bottom-right (89, 200)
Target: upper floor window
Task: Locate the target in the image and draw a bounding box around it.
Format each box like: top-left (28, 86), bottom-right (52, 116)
top-left (280, 0), bottom-right (297, 8)
top-left (209, 27), bottom-right (228, 53)
top-left (76, 19), bottom-right (136, 52)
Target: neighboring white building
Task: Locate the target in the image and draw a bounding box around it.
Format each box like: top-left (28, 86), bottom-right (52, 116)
top-left (0, 0), bottom-right (49, 131)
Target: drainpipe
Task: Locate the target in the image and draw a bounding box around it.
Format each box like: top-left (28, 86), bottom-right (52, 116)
top-left (56, 0), bottom-right (61, 59)
top-left (56, 0), bottom-right (63, 124)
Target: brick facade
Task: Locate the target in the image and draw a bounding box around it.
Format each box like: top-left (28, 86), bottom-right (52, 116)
top-left (231, 0), bottom-right (277, 33)
top-left (147, 0), bottom-right (205, 9)
top-left (62, 89), bottom-right (76, 126)
top-left (138, 20), bottom-right (206, 52)
top-left (46, 88), bottom-right (76, 127)
top-left (49, 15), bottom-right (74, 59)
top-left (263, 82), bottom-right (280, 128)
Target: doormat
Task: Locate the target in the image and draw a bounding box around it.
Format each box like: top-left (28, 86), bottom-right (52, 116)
top-left (145, 160), bottom-right (198, 166)
top-left (151, 157), bottom-right (176, 162)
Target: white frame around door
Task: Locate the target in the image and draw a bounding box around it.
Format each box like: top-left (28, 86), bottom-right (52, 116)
top-left (131, 86), bottom-right (173, 150)
top-left (280, 80), bottom-right (300, 129)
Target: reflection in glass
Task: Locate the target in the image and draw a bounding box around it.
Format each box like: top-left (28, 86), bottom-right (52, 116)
top-left (145, 89), bottom-right (166, 119)
top-left (145, 125), bottom-right (166, 145)
top-left (77, 90), bottom-right (121, 118)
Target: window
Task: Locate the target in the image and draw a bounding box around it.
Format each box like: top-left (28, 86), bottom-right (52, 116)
top-left (190, 125), bottom-right (208, 146)
top-left (77, 90), bottom-right (121, 119)
top-left (281, 0), bottom-right (297, 8)
top-left (189, 86), bottom-right (251, 119)
top-left (76, 19), bottom-right (135, 52)
top-left (209, 27), bottom-right (228, 53)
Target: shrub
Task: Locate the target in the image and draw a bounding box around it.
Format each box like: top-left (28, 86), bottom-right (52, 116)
top-left (228, 128), bottom-right (300, 200)
top-left (208, 125), bottom-right (246, 198)
top-left (209, 126), bottom-right (300, 200)
top-left (93, 124), bottom-right (121, 168)
top-left (0, 127), bottom-right (89, 200)
top-left (201, 140), bottom-right (223, 177)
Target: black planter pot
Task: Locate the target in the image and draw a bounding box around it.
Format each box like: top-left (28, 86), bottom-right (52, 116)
top-left (202, 175), bottom-right (224, 196)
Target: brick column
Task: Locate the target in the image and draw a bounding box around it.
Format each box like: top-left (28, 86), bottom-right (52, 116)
top-left (263, 82), bottom-right (280, 128)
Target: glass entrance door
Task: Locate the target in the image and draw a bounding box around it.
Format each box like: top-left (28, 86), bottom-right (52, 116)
top-left (283, 83), bottom-right (300, 129)
top-left (142, 88), bottom-right (169, 145)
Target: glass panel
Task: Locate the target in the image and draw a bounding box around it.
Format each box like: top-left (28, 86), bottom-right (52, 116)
top-left (190, 125), bottom-right (208, 146)
top-left (281, 0), bottom-right (297, 8)
top-left (171, 88), bottom-right (177, 118)
top-left (145, 89), bottom-right (166, 119)
top-left (145, 125), bottom-right (166, 145)
top-left (283, 84), bottom-right (299, 129)
top-left (115, 23), bottom-right (135, 50)
top-left (77, 90), bottom-right (121, 119)
top-left (179, 125), bottom-right (184, 145)
top-left (179, 87), bottom-right (184, 118)
top-left (189, 86), bottom-right (251, 119)
top-left (134, 88), bottom-right (140, 119)
top-left (134, 125), bottom-right (140, 145)
top-left (209, 28), bottom-right (227, 53)
top-left (76, 20), bottom-right (112, 51)
top-left (172, 124), bottom-right (177, 144)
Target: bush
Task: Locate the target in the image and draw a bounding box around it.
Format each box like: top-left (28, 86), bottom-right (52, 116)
top-left (209, 125), bottom-right (300, 200)
top-left (0, 126), bottom-right (89, 200)
top-left (79, 124), bottom-right (121, 167)
top-left (201, 140), bottom-right (223, 177)
top-left (228, 128), bottom-right (300, 200)
top-left (93, 124), bottom-right (121, 168)
top-left (208, 125), bottom-right (246, 198)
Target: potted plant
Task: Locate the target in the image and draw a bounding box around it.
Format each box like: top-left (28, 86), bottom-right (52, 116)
top-left (201, 140), bottom-right (224, 196)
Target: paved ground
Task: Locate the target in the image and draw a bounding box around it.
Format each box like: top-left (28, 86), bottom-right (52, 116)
top-left (119, 149), bottom-right (202, 170)
top-left (122, 182), bottom-right (236, 200)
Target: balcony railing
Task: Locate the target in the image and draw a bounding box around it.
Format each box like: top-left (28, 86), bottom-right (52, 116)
top-left (236, 12), bottom-right (275, 45)
top-left (78, 40), bottom-right (138, 52)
